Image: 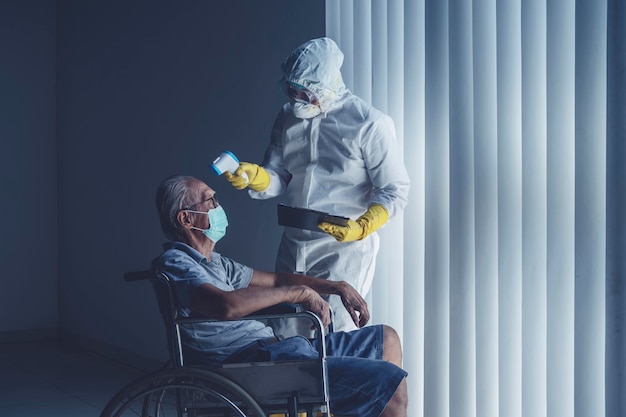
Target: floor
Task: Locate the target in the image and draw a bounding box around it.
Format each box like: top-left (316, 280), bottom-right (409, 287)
top-left (0, 340), bottom-right (145, 417)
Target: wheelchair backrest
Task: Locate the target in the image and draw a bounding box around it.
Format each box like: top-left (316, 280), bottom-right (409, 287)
top-left (124, 270), bottom-right (186, 366)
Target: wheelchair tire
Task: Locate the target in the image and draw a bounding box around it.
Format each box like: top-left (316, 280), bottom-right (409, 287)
top-left (100, 367), bottom-right (265, 417)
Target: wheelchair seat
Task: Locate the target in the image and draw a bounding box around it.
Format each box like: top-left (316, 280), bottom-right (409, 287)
top-left (100, 270), bottom-right (331, 417)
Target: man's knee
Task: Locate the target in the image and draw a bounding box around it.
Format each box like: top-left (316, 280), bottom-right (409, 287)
top-left (380, 376), bottom-right (408, 417)
top-left (382, 325), bottom-right (402, 366)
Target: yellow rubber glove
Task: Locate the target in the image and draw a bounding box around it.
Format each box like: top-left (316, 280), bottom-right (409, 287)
top-left (224, 162), bottom-right (270, 192)
top-left (318, 204), bottom-right (389, 242)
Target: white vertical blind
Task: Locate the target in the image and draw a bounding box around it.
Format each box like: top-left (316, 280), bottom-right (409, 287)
top-left (385, 0), bottom-right (406, 334)
top-left (495, 1), bottom-right (523, 417)
top-left (327, 0), bottom-right (623, 416)
top-left (370, 0), bottom-right (390, 325)
top-left (449, 1), bottom-right (476, 417)
top-left (521, 1), bottom-right (548, 417)
top-left (353, 0), bottom-right (371, 103)
top-left (423, 0), bottom-right (451, 416)
top-left (546, 1), bottom-right (576, 417)
top-left (606, 2), bottom-right (626, 417)
top-left (472, 1), bottom-right (499, 416)
top-left (574, 0), bottom-right (607, 415)
top-left (403, 0), bottom-right (426, 415)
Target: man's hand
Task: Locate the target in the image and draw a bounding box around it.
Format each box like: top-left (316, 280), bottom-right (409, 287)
top-left (336, 282), bottom-right (370, 328)
top-left (298, 287), bottom-right (332, 329)
top-left (268, 272), bottom-right (369, 329)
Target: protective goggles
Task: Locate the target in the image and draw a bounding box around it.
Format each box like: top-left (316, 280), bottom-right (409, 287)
top-left (284, 81), bottom-right (317, 104)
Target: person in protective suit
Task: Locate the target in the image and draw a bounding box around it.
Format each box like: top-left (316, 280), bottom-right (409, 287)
top-left (224, 37), bottom-right (410, 332)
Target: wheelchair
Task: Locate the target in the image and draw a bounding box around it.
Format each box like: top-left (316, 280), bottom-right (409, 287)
top-left (100, 270), bottom-right (331, 417)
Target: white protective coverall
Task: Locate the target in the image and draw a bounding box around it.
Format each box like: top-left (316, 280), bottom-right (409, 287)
top-left (250, 37), bottom-right (410, 331)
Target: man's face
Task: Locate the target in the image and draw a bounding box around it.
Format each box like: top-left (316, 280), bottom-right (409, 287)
top-left (183, 180), bottom-right (218, 229)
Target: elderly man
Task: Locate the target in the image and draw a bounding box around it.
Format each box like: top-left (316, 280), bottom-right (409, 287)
top-left (152, 174), bottom-right (408, 417)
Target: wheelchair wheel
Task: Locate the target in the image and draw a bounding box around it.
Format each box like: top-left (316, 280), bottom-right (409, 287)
top-left (100, 367), bottom-right (265, 417)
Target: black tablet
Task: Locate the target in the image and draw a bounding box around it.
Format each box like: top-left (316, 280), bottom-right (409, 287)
top-left (277, 204), bottom-right (350, 232)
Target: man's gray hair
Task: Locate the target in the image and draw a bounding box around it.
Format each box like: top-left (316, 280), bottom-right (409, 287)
top-left (155, 175), bottom-right (196, 241)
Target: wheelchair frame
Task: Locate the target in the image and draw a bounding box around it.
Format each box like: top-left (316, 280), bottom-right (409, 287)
top-left (99, 270), bottom-right (332, 417)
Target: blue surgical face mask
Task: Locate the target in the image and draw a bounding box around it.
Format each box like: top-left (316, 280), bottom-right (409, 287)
top-left (187, 205), bottom-right (229, 243)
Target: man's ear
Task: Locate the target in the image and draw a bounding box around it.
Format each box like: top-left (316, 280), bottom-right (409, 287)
top-left (177, 210), bottom-right (193, 229)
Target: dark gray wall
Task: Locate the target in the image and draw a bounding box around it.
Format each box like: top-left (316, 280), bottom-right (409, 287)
top-left (0, 0), bottom-right (58, 338)
top-left (1, 0), bottom-right (324, 364)
top-left (56, 0), bottom-right (324, 364)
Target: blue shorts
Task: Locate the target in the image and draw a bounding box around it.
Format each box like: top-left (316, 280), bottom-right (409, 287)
top-left (224, 325), bottom-right (408, 417)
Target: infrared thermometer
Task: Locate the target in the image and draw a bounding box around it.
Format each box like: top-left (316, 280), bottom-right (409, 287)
top-left (210, 151), bottom-right (248, 182)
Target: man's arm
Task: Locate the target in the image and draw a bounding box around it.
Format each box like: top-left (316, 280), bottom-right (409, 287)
top-left (189, 280), bottom-right (332, 327)
top-left (250, 270), bottom-right (370, 328)
top-left (362, 114), bottom-right (410, 219)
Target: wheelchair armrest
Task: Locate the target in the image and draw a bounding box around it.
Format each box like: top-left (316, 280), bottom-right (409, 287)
top-left (182, 305), bottom-right (312, 326)
top-left (249, 303), bottom-right (303, 316)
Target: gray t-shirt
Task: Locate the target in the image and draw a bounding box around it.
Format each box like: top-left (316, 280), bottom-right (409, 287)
top-left (152, 241), bottom-right (275, 364)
